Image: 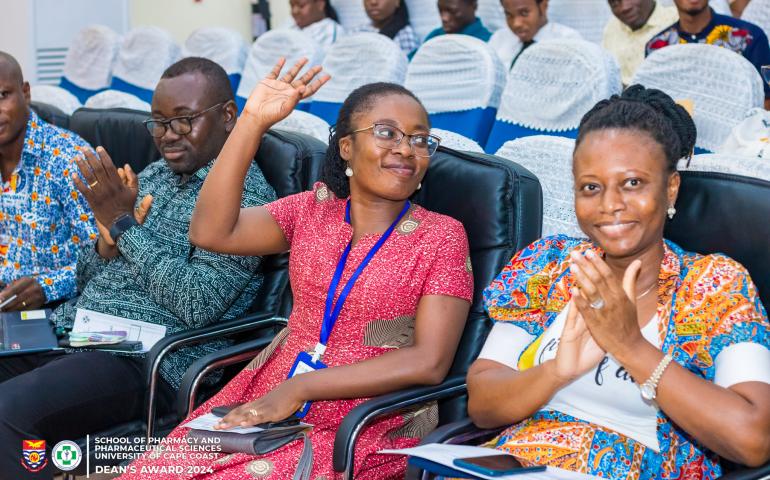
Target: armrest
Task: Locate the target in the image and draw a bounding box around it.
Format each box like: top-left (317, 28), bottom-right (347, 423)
top-left (718, 461), bottom-right (770, 480)
top-left (332, 374), bottom-right (467, 478)
top-left (176, 336), bottom-right (276, 419)
top-left (144, 313), bottom-right (288, 440)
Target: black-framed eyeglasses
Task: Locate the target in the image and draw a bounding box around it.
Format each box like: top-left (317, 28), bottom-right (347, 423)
top-left (143, 102), bottom-right (225, 138)
top-left (351, 123), bottom-right (441, 157)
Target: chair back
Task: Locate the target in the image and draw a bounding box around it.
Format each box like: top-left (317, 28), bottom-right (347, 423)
top-left (330, 0), bottom-right (370, 31)
top-left (30, 102), bottom-right (70, 129)
top-left (404, 0), bottom-right (441, 39)
top-left (310, 33), bottom-right (408, 124)
top-left (632, 43), bottom-right (765, 153)
top-left (412, 146), bottom-right (542, 420)
top-left (111, 27), bottom-right (181, 104)
top-left (547, 0), bottom-right (613, 44)
top-left (478, 0), bottom-right (506, 32)
top-left (30, 85), bottom-right (82, 115)
top-left (274, 110), bottom-right (331, 145)
top-left (496, 136), bottom-right (584, 239)
top-left (665, 165), bottom-right (770, 309)
top-left (60, 25), bottom-right (120, 103)
top-left (236, 30), bottom-right (322, 112)
top-left (431, 129), bottom-right (484, 153)
top-left (84, 90), bottom-right (151, 112)
top-left (486, 39), bottom-right (621, 153)
top-left (407, 35), bottom-right (506, 145)
top-left (183, 27), bottom-right (249, 93)
top-left (742, 0), bottom-right (770, 38)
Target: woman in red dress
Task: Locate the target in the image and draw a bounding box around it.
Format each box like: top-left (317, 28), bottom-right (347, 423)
top-left (119, 60), bottom-right (473, 479)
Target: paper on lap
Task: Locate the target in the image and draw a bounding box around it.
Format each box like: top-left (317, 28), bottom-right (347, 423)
top-left (73, 308), bottom-right (166, 352)
top-left (379, 443), bottom-right (600, 479)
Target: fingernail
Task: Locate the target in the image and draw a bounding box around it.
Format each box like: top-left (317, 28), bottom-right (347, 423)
top-left (586, 250), bottom-right (596, 258)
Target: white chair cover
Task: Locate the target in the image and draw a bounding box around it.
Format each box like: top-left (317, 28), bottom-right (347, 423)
top-left (30, 85), bottom-right (82, 115)
top-left (431, 128), bottom-right (484, 153)
top-left (497, 39), bottom-right (622, 131)
top-left (406, 35), bottom-right (506, 113)
top-left (496, 136), bottom-right (584, 238)
top-left (404, 0), bottom-right (441, 40)
top-left (182, 27), bottom-right (248, 75)
top-left (84, 90), bottom-right (151, 112)
top-left (478, 0), bottom-right (506, 32)
top-left (273, 110), bottom-right (331, 144)
top-left (718, 108), bottom-right (770, 159)
top-left (314, 33), bottom-right (408, 104)
top-left (742, 0), bottom-right (770, 38)
top-left (237, 30), bottom-right (322, 100)
top-left (113, 27), bottom-right (181, 90)
top-left (63, 25), bottom-right (120, 90)
top-left (330, 0), bottom-right (370, 31)
top-left (631, 43), bottom-right (765, 152)
top-left (658, 0), bottom-right (732, 16)
top-left (547, 0), bottom-right (613, 44)
top-left (680, 153), bottom-right (770, 182)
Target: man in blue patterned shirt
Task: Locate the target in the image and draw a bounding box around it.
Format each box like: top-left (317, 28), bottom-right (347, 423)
top-left (0, 52), bottom-right (97, 310)
top-left (0, 57), bottom-right (276, 477)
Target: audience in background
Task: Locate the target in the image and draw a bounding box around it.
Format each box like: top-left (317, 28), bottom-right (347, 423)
top-left (729, 0), bottom-right (751, 17)
top-left (646, 0), bottom-right (770, 108)
top-left (0, 51), bottom-right (96, 311)
top-left (0, 57), bottom-right (276, 479)
top-left (603, 0), bottom-right (679, 85)
top-left (355, 0), bottom-right (421, 56)
top-left (423, 0), bottom-right (492, 42)
top-left (489, 0), bottom-right (582, 70)
top-left (288, 0), bottom-right (345, 51)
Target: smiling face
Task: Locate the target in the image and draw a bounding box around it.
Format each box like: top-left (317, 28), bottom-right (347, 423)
top-left (501, 0), bottom-right (548, 43)
top-left (290, 0), bottom-right (327, 28)
top-left (339, 93), bottom-right (431, 202)
top-left (438, 0), bottom-right (478, 34)
top-left (0, 57), bottom-right (30, 149)
top-left (608, 0), bottom-right (655, 30)
top-left (150, 72), bottom-right (236, 177)
top-left (573, 128), bottom-right (680, 260)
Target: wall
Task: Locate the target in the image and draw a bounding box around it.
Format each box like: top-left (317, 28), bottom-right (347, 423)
top-left (130, 0), bottom-right (254, 44)
top-left (0, 0), bottom-right (34, 81)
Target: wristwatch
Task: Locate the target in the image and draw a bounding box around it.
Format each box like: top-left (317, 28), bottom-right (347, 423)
top-left (109, 213), bottom-right (139, 243)
top-left (640, 353), bottom-right (674, 401)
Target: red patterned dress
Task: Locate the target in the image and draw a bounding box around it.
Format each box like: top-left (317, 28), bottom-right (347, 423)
top-left (120, 183), bottom-right (473, 479)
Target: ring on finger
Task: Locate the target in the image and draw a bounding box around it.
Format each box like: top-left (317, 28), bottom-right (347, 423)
top-left (89, 180), bottom-right (99, 188)
top-left (590, 298), bottom-right (605, 309)
top-left (248, 408), bottom-right (259, 418)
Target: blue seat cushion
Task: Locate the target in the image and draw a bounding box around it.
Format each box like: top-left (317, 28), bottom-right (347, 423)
top-left (429, 108), bottom-right (496, 146)
top-left (485, 121), bottom-right (578, 153)
top-left (308, 101), bottom-right (342, 125)
top-left (59, 77), bottom-right (103, 105)
top-left (110, 77), bottom-right (154, 104)
top-left (227, 74), bottom-right (241, 95)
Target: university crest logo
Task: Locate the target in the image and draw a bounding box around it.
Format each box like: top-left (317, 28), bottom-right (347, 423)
top-left (22, 439), bottom-right (47, 472)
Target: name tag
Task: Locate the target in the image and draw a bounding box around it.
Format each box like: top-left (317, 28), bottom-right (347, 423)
top-left (287, 351), bottom-right (326, 418)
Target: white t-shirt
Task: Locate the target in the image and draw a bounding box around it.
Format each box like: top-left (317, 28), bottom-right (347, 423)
top-left (488, 21), bottom-right (583, 69)
top-left (478, 305), bottom-right (770, 451)
top-left (286, 18), bottom-right (345, 52)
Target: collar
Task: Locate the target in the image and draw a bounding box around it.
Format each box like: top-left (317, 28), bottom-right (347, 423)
top-left (459, 17), bottom-right (484, 35)
top-left (616, 2), bottom-right (672, 34)
top-left (676, 7), bottom-right (718, 40)
top-left (532, 21), bottom-right (556, 42)
top-left (163, 158), bottom-right (215, 187)
top-left (21, 110), bottom-right (46, 160)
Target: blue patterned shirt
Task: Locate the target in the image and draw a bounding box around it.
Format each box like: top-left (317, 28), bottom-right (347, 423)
top-left (0, 110), bottom-right (97, 302)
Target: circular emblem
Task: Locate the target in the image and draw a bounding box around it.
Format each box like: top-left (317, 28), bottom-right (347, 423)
top-left (246, 459), bottom-right (274, 477)
top-left (52, 440), bottom-right (82, 471)
top-left (315, 186), bottom-right (329, 201)
top-left (399, 219), bottom-right (419, 234)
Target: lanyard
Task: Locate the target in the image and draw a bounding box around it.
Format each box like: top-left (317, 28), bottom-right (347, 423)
top-left (313, 199), bottom-right (411, 361)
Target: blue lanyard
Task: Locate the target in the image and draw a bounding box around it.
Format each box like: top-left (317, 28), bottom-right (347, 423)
top-left (314, 200), bottom-right (411, 360)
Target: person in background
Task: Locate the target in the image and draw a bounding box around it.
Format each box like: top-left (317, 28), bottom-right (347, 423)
top-left (603, 0), bottom-right (679, 85)
top-left (488, 0), bottom-right (582, 70)
top-left (423, 0), bottom-right (492, 42)
top-left (729, 0), bottom-right (751, 17)
top-left (288, 0), bottom-right (345, 50)
top-left (0, 51), bottom-right (97, 311)
top-left (355, 0), bottom-right (421, 56)
top-left (646, 0), bottom-right (770, 109)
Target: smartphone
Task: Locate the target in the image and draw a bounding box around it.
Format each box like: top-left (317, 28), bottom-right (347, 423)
top-left (453, 455), bottom-right (546, 477)
top-left (210, 405), bottom-right (300, 429)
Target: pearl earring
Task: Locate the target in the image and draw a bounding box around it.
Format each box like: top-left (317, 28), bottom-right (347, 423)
top-left (417, 182), bottom-right (422, 190)
top-left (345, 166), bottom-right (353, 177)
top-left (667, 205), bottom-right (676, 219)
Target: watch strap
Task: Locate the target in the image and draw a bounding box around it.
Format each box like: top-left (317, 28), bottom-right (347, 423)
top-left (109, 213), bottom-right (139, 243)
top-left (642, 353), bottom-right (674, 397)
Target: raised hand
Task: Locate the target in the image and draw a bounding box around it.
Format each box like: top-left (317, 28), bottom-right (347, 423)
top-left (242, 57), bottom-right (330, 128)
top-left (72, 147), bottom-right (138, 229)
top-left (553, 296), bottom-right (606, 382)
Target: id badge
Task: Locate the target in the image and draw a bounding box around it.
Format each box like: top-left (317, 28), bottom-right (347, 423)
top-left (287, 351), bottom-right (327, 418)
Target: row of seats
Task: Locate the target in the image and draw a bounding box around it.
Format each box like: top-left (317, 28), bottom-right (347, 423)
top-left (31, 102), bottom-right (770, 479)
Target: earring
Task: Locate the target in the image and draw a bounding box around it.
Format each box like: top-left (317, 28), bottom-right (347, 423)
top-left (417, 182), bottom-right (422, 190)
top-left (345, 166), bottom-right (353, 177)
top-left (667, 205), bottom-right (676, 219)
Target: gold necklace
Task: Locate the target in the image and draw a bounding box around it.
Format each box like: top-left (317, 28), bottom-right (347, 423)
top-left (636, 282), bottom-right (657, 300)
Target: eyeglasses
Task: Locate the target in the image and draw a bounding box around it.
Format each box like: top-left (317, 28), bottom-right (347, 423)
top-left (143, 102), bottom-right (225, 138)
top-left (351, 123), bottom-right (441, 157)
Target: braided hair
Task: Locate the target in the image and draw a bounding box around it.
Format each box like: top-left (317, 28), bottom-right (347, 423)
top-left (575, 84), bottom-right (697, 172)
top-left (321, 82), bottom-right (427, 198)
top-left (379, 2), bottom-right (411, 39)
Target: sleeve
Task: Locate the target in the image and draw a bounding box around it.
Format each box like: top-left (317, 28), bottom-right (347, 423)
top-left (483, 235), bottom-right (576, 338)
top-left (714, 342), bottom-right (770, 388)
top-left (74, 242), bottom-right (110, 292)
top-left (38, 138), bottom-right (98, 302)
top-left (477, 322), bottom-right (537, 370)
top-left (420, 220), bottom-right (473, 302)
top-left (264, 188), bottom-right (316, 246)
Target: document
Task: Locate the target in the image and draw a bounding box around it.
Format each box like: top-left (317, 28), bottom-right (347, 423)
top-left (72, 309), bottom-right (167, 353)
top-left (379, 444), bottom-right (600, 479)
top-left (183, 413), bottom-right (269, 435)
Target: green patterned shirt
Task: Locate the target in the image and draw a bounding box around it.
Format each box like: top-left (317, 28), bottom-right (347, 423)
top-left (51, 159), bottom-right (276, 389)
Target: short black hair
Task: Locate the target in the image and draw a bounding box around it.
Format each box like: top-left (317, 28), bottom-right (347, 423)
top-left (160, 57), bottom-right (234, 104)
top-left (575, 84), bottom-right (697, 172)
top-left (321, 82), bottom-right (427, 198)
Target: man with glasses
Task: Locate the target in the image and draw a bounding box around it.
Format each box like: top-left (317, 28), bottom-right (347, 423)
top-left (0, 57), bottom-right (276, 478)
